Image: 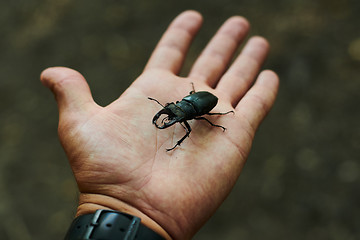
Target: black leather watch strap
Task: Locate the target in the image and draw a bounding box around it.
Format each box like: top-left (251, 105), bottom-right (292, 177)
top-left (65, 209), bottom-right (165, 240)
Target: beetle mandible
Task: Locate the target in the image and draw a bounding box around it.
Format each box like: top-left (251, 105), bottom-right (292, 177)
top-left (148, 83), bottom-right (234, 151)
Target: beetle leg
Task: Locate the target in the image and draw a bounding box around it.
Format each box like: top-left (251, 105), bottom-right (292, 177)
top-left (148, 97), bottom-right (165, 108)
top-left (166, 121), bottom-right (192, 151)
top-left (206, 110), bottom-right (234, 115)
top-left (194, 117), bottom-right (227, 132)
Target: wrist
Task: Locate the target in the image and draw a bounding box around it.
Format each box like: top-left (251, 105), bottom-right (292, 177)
top-left (76, 193), bottom-right (172, 240)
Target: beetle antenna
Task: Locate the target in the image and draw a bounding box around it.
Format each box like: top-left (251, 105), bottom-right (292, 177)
top-left (189, 82), bottom-right (196, 94)
top-left (148, 97), bottom-right (165, 108)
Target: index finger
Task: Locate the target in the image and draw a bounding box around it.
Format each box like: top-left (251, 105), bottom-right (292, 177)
top-left (144, 11), bottom-right (203, 74)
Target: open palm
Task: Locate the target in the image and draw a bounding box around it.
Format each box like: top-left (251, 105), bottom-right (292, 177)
top-left (41, 11), bottom-right (278, 240)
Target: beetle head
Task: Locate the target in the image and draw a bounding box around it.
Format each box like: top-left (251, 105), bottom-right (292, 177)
top-left (152, 108), bottom-right (178, 129)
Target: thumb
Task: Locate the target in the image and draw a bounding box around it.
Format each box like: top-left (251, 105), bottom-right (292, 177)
top-left (40, 67), bottom-right (96, 115)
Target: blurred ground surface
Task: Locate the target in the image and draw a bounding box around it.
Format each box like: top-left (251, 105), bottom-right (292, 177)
top-left (0, 0), bottom-right (359, 239)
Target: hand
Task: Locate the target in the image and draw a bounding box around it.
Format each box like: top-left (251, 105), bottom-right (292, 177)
top-left (40, 10), bottom-right (279, 240)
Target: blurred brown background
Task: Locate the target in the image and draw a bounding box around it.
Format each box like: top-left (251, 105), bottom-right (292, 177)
top-left (0, 0), bottom-right (359, 239)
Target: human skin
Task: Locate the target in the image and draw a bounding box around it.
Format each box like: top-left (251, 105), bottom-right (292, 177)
top-left (40, 10), bottom-right (279, 240)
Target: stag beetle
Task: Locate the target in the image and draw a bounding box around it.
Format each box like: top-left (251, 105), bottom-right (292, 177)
top-left (148, 83), bottom-right (234, 151)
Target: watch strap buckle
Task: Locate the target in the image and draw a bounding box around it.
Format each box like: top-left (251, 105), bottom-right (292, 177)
top-left (82, 209), bottom-right (141, 240)
top-left (65, 209), bottom-right (164, 240)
